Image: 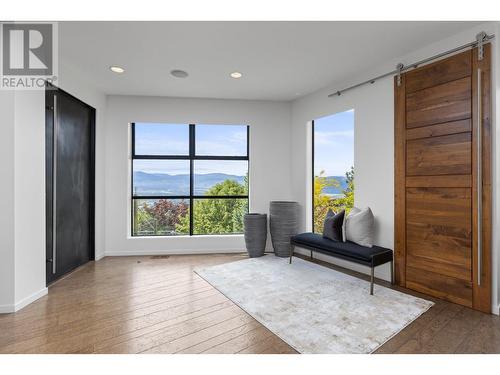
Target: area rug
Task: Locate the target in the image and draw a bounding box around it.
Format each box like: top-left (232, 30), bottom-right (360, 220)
top-left (195, 255), bottom-right (433, 354)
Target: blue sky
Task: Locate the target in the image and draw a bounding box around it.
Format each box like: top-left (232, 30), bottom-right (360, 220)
top-left (314, 109), bottom-right (354, 177)
top-left (135, 123), bottom-right (190, 155)
top-left (134, 123), bottom-right (248, 175)
top-left (196, 124), bottom-right (247, 156)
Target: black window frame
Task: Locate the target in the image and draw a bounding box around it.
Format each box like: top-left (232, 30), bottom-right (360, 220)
top-left (311, 119), bottom-right (316, 232)
top-left (131, 123), bottom-right (250, 237)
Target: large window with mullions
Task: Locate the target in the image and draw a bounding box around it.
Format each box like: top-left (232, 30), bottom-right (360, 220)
top-left (131, 123), bottom-right (249, 236)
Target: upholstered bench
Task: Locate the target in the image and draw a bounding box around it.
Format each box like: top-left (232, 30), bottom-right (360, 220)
top-left (290, 232), bottom-right (394, 295)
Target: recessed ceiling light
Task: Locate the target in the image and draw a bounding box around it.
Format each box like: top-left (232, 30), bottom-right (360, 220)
top-left (171, 69), bottom-right (189, 78)
top-left (230, 71), bottom-right (243, 79)
top-left (110, 66), bottom-right (125, 74)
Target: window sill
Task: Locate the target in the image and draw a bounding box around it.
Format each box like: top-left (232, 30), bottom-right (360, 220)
top-left (127, 234), bottom-right (244, 240)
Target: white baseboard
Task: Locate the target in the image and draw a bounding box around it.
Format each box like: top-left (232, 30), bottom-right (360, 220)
top-left (104, 248), bottom-right (247, 257)
top-left (0, 287), bottom-right (48, 314)
top-left (0, 303), bottom-right (15, 314)
top-left (15, 287), bottom-right (48, 312)
top-left (95, 252), bottom-right (105, 261)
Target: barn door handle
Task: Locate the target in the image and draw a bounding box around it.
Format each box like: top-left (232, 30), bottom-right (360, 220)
top-left (477, 68), bottom-right (482, 286)
top-left (52, 94), bottom-right (58, 275)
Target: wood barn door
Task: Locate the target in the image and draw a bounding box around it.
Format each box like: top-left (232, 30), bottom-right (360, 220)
top-left (394, 45), bottom-right (492, 313)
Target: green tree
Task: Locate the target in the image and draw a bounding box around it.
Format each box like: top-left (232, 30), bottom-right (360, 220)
top-left (134, 199), bottom-right (189, 236)
top-left (176, 178), bottom-right (248, 234)
top-left (313, 167), bottom-right (355, 233)
top-left (313, 170), bottom-right (339, 233)
top-left (333, 166), bottom-right (354, 213)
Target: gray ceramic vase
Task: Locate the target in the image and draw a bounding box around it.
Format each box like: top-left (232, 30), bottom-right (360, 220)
top-left (269, 201), bottom-right (299, 257)
top-left (243, 214), bottom-right (267, 258)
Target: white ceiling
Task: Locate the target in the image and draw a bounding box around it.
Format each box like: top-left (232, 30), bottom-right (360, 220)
top-left (59, 21), bottom-right (481, 101)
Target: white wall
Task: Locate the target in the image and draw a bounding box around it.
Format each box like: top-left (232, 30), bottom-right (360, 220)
top-left (104, 95), bottom-right (292, 256)
top-left (291, 70), bottom-right (395, 283)
top-left (13, 90), bottom-right (47, 310)
top-left (0, 91), bottom-right (16, 313)
top-left (0, 89), bottom-right (47, 313)
top-left (290, 22), bottom-right (500, 314)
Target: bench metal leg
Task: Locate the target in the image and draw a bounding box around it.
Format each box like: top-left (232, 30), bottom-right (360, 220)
top-left (310, 250), bottom-right (313, 260)
top-left (390, 260), bottom-right (394, 284)
top-left (289, 245), bottom-right (294, 264)
top-left (370, 266), bottom-right (374, 295)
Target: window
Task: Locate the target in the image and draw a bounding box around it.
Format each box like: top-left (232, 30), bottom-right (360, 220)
top-left (131, 123), bottom-right (249, 236)
top-left (312, 110), bottom-right (354, 233)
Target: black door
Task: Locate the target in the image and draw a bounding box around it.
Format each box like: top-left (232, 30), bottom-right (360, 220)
top-left (46, 85), bottom-right (95, 284)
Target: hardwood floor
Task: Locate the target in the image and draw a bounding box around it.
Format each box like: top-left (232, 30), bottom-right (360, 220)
top-left (0, 254), bottom-right (499, 354)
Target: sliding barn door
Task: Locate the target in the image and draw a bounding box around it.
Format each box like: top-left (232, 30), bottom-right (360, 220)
top-left (394, 45), bottom-right (491, 313)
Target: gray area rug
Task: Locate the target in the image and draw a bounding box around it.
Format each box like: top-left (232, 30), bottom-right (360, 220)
top-left (195, 255), bottom-right (433, 354)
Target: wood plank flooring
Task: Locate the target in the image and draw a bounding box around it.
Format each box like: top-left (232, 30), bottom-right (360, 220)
top-left (0, 253), bottom-right (498, 354)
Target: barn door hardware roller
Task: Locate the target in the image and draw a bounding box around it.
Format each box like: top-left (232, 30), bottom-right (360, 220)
top-left (396, 63), bottom-right (404, 87)
top-left (476, 31), bottom-right (487, 61)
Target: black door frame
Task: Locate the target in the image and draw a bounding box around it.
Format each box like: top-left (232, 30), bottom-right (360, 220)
top-left (45, 83), bottom-right (96, 285)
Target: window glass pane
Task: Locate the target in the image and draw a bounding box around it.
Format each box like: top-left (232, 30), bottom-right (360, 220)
top-left (195, 124), bottom-right (247, 156)
top-left (194, 160), bottom-right (248, 196)
top-left (134, 123), bottom-right (189, 155)
top-left (313, 109), bottom-right (355, 233)
top-left (133, 160), bottom-right (190, 196)
top-left (132, 199), bottom-right (190, 236)
top-left (193, 198), bottom-right (248, 235)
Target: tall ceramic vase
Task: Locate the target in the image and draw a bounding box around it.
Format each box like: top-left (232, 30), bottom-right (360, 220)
top-left (243, 214), bottom-right (267, 258)
top-left (269, 201), bottom-right (299, 257)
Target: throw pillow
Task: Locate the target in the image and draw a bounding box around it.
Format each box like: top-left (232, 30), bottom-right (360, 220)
top-left (342, 206), bottom-right (360, 242)
top-left (322, 209), bottom-right (345, 241)
top-left (344, 207), bottom-right (374, 247)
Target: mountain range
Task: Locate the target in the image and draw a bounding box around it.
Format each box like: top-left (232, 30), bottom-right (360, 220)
top-left (134, 171), bottom-right (348, 197)
top-left (133, 172), bottom-right (245, 196)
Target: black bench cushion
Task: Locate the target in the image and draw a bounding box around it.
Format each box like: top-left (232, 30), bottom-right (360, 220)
top-left (291, 232), bottom-right (392, 266)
